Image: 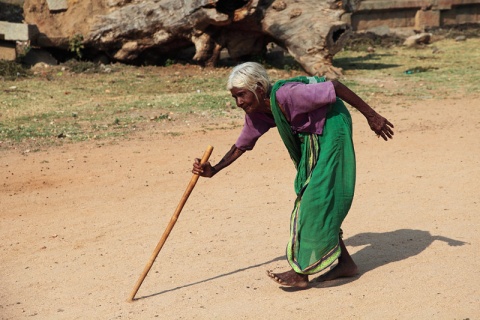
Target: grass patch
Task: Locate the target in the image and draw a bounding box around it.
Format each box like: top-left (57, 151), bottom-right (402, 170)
top-left (1, 37), bottom-right (479, 150)
top-left (0, 61), bottom-right (32, 80)
top-left (334, 38), bottom-right (480, 100)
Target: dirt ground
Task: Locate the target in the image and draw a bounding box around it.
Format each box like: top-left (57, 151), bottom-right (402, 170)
top-left (1, 94), bottom-right (479, 319)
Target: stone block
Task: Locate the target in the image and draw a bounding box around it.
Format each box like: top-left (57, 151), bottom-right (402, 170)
top-left (0, 21), bottom-right (38, 41)
top-left (46, 0), bottom-right (68, 12)
top-left (415, 9), bottom-right (441, 31)
top-left (0, 41), bottom-right (17, 61)
top-left (357, 0), bottom-right (432, 11)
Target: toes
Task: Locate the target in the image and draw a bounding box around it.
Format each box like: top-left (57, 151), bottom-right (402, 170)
top-left (266, 270), bottom-right (285, 285)
top-left (266, 270), bottom-right (309, 289)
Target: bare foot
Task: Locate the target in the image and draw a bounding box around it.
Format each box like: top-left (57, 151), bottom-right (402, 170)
top-left (316, 237), bottom-right (358, 282)
top-left (315, 260), bottom-right (358, 282)
top-left (266, 269), bottom-right (309, 288)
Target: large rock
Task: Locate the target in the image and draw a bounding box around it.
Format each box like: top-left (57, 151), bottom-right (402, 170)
top-left (23, 0), bottom-right (108, 48)
top-left (403, 33), bottom-right (432, 47)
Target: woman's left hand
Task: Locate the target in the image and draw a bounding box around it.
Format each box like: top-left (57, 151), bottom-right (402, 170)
top-left (367, 113), bottom-right (394, 141)
top-left (331, 80), bottom-right (394, 141)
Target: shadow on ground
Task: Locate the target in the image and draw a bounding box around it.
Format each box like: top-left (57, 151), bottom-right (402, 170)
top-left (334, 53), bottom-right (402, 71)
top-left (136, 255), bottom-right (285, 300)
top-left (135, 229), bottom-right (466, 297)
top-left (310, 229), bottom-right (467, 289)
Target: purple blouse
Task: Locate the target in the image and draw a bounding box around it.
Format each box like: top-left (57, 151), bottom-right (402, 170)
top-left (235, 81), bottom-right (336, 151)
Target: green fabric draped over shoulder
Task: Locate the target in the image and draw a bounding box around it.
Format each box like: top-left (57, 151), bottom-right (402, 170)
top-left (269, 76), bottom-right (318, 170)
top-left (270, 76), bottom-right (356, 274)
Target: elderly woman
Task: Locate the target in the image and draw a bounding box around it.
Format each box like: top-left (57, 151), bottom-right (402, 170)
top-left (192, 62), bottom-right (394, 288)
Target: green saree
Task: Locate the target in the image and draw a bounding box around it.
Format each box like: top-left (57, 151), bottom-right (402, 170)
top-left (270, 76), bottom-right (356, 275)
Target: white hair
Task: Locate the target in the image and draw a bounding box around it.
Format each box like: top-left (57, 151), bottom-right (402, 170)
top-left (226, 62), bottom-right (271, 100)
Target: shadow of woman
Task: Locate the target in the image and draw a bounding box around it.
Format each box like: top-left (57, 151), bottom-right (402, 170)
top-left (310, 229), bottom-right (466, 288)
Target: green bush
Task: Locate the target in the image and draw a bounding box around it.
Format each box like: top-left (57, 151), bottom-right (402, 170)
top-left (0, 61), bottom-right (31, 80)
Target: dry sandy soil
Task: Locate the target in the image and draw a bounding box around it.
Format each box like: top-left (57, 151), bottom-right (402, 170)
top-left (1, 94), bottom-right (479, 319)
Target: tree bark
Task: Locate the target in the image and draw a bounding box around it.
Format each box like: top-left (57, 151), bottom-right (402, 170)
top-left (23, 0), bottom-right (351, 78)
top-left (263, 0), bottom-right (351, 78)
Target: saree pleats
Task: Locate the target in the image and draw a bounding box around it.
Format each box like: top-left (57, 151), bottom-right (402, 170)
top-left (271, 76), bottom-right (356, 275)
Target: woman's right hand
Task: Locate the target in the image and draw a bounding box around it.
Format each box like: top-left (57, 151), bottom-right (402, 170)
top-left (192, 158), bottom-right (215, 178)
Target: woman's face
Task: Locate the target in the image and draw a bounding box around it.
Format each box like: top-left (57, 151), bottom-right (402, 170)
top-left (230, 86), bottom-right (270, 114)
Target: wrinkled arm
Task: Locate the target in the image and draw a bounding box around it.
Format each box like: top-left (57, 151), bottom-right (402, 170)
top-left (332, 80), bottom-right (394, 141)
top-left (192, 144), bottom-right (245, 177)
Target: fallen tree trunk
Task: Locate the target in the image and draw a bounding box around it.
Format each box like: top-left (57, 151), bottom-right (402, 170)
top-left (263, 0), bottom-right (351, 78)
top-left (23, 0), bottom-right (351, 78)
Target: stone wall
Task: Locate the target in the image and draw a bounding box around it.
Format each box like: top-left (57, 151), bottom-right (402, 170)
top-left (342, 0), bottom-right (480, 31)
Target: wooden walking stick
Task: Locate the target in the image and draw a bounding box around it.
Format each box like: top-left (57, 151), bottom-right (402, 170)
top-left (127, 145), bottom-right (214, 302)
